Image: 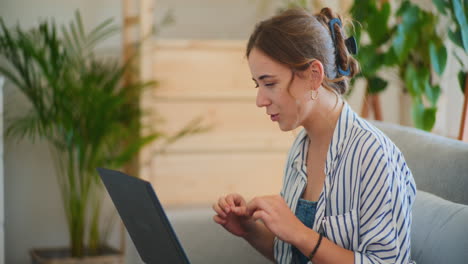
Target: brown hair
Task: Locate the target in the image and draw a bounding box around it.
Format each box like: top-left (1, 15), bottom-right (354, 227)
top-left (246, 7), bottom-right (359, 95)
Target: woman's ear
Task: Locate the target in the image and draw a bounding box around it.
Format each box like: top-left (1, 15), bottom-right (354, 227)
top-left (308, 60), bottom-right (324, 89)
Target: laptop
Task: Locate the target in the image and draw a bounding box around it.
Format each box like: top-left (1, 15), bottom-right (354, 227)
top-left (97, 167), bottom-right (191, 264)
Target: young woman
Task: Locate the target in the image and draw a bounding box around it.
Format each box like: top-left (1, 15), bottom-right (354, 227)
top-left (213, 7), bottom-right (416, 264)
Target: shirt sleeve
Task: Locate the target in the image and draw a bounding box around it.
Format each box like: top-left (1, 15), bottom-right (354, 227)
top-left (354, 143), bottom-right (416, 264)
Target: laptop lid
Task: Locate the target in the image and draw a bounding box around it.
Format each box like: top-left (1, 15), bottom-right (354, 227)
top-left (97, 167), bottom-right (190, 264)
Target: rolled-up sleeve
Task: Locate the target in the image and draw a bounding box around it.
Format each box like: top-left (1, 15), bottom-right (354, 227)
top-left (354, 145), bottom-right (416, 264)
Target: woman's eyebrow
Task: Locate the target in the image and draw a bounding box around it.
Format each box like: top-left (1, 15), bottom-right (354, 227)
top-left (252, 74), bottom-right (277, 81)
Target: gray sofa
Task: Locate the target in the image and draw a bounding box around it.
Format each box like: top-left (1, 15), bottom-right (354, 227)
top-left (132, 122), bottom-right (468, 264)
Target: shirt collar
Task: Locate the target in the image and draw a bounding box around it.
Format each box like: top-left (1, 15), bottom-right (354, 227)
top-left (325, 101), bottom-right (354, 175)
top-left (291, 101), bottom-right (355, 177)
top-left (291, 129), bottom-right (308, 178)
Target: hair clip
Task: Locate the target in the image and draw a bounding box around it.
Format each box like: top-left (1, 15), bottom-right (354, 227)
top-left (328, 18), bottom-right (342, 41)
top-left (337, 65), bottom-right (351, 76)
top-left (328, 18), bottom-right (358, 55)
top-left (328, 18), bottom-right (358, 76)
top-left (345, 36), bottom-right (358, 55)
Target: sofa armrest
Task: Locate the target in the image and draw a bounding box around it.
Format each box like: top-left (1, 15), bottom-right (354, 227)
top-left (412, 191), bottom-right (468, 264)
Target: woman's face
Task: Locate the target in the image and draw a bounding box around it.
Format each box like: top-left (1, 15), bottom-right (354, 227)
top-left (248, 48), bottom-right (314, 131)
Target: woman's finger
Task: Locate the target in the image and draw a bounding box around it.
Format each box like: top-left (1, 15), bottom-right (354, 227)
top-left (212, 202), bottom-right (227, 218)
top-left (213, 215), bottom-right (227, 225)
top-left (229, 193), bottom-right (246, 207)
top-left (226, 194), bottom-right (236, 207)
top-left (232, 206), bottom-right (248, 216)
top-left (246, 196), bottom-right (273, 216)
top-left (218, 196), bottom-right (231, 214)
top-left (252, 210), bottom-right (269, 222)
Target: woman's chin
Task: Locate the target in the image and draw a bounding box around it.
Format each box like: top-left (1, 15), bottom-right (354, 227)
top-left (278, 123), bottom-right (295, 132)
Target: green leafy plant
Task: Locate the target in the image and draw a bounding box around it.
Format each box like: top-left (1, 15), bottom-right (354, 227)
top-left (0, 11), bottom-right (204, 258)
top-left (350, 0), bottom-right (447, 131)
top-left (350, 0), bottom-right (396, 96)
top-left (433, 0), bottom-right (468, 94)
top-left (390, 0), bottom-right (447, 131)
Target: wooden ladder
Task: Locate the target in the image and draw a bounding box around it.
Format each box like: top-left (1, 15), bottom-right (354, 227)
top-left (122, 0), bottom-right (154, 85)
top-left (459, 73), bottom-right (468, 142)
top-left (121, 0), bottom-right (155, 256)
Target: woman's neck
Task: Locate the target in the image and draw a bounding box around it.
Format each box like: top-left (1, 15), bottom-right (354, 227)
top-left (303, 87), bottom-right (344, 150)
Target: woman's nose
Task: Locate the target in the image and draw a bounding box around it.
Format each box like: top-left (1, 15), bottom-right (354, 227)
top-left (256, 88), bottom-right (271, 108)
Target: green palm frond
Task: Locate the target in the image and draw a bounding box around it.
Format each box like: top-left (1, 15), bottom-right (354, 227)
top-left (62, 10), bottom-right (118, 61)
top-left (5, 109), bottom-right (45, 143)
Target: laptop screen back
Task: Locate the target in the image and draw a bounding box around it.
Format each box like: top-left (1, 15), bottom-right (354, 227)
top-left (97, 168), bottom-right (190, 264)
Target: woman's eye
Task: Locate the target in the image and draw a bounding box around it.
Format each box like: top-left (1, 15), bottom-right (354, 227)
top-left (253, 82), bottom-right (275, 88)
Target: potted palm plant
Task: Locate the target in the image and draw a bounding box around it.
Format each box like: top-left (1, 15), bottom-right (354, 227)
top-left (0, 11), bottom-right (203, 263)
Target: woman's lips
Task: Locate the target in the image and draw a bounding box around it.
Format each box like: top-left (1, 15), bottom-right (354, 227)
top-left (270, 114), bottom-right (279, 121)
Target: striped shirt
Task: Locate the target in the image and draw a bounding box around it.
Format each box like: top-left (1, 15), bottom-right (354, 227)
top-left (274, 102), bottom-right (417, 264)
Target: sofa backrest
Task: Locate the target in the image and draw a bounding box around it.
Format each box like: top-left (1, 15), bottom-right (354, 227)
top-left (372, 121), bottom-right (468, 205)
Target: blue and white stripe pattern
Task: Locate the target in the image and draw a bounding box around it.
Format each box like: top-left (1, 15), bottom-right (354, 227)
top-left (274, 102), bottom-right (417, 264)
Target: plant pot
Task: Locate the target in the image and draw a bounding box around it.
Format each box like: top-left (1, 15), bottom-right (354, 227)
top-left (30, 246), bottom-right (123, 264)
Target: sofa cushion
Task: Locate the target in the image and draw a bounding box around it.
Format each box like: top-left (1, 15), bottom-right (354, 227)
top-left (168, 207), bottom-right (271, 264)
top-left (412, 190), bottom-right (468, 264)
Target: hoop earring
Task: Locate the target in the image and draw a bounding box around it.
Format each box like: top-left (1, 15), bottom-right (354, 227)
top-left (311, 89), bottom-right (319, 100)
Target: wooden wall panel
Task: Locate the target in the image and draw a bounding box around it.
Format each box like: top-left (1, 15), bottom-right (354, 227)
top-left (151, 40), bottom-right (254, 99)
top-left (150, 153), bottom-right (286, 205)
top-left (148, 101), bottom-right (294, 153)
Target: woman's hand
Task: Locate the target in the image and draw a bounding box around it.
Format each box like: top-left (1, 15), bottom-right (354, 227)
top-left (246, 195), bottom-right (306, 245)
top-left (212, 193), bottom-right (257, 238)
